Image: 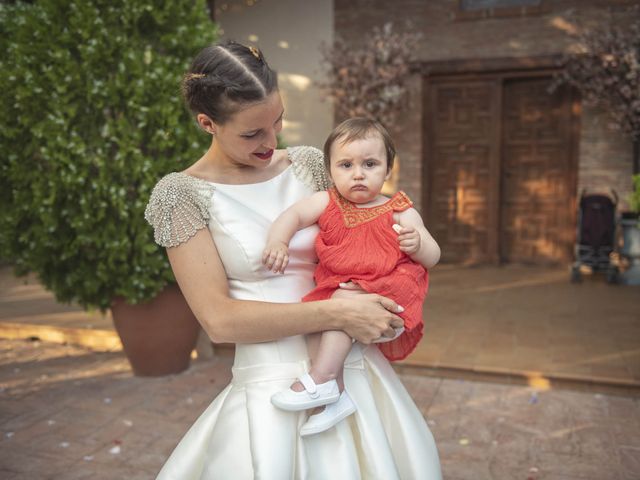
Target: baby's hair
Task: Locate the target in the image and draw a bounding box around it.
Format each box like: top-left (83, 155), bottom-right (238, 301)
top-left (181, 40), bottom-right (278, 124)
top-left (323, 118), bottom-right (396, 172)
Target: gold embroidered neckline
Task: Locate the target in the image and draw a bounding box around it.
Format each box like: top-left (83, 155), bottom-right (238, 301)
top-left (331, 188), bottom-right (411, 228)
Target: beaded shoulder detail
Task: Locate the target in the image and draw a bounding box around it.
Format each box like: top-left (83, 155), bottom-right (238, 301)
top-left (287, 146), bottom-right (331, 192)
top-left (330, 188), bottom-right (413, 228)
top-left (144, 172), bottom-right (215, 248)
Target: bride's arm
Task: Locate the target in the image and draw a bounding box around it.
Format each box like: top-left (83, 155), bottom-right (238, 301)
top-left (167, 228), bottom-right (404, 344)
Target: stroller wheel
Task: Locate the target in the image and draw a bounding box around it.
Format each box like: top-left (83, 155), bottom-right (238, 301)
top-left (606, 266), bottom-right (619, 285)
top-left (570, 266), bottom-right (582, 283)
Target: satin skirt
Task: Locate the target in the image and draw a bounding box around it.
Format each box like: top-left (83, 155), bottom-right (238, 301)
top-left (156, 337), bottom-right (442, 480)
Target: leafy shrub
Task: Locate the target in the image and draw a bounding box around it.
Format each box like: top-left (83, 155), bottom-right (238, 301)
top-left (0, 0), bottom-right (216, 310)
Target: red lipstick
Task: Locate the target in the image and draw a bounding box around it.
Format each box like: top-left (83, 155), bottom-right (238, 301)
top-left (253, 149), bottom-right (274, 161)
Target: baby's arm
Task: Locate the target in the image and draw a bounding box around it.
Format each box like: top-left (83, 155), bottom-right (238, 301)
top-left (393, 208), bottom-right (441, 269)
top-left (262, 191), bottom-right (330, 273)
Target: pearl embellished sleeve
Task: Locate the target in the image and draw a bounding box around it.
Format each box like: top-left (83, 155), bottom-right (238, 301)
top-left (144, 172), bottom-right (215, 248)
top-left (288, 146), bottom-right (331, 192)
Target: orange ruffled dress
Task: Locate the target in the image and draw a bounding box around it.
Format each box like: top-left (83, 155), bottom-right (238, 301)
top-left (302, 187), bottom-right (429, 361)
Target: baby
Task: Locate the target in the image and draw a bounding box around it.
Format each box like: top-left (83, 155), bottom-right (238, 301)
top-left (263, 118), bottom-right (440, 436)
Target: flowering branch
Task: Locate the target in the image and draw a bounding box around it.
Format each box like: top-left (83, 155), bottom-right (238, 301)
top-left (551, 12), bottom-right (640, 141)
top-left (318, 23), bottom-right (422, 129)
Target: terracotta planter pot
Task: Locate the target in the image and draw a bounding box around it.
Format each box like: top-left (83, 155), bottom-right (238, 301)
top-left (111, 284), bottom-right (200, 376)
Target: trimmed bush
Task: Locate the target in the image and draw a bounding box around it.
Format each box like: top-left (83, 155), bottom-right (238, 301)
top-left (0, 0), bottom-right (216, 310)
top-left (631, 174), bottom-right (640, 214)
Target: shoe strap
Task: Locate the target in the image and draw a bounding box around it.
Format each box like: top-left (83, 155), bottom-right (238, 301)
top-left (299, 373), bottom-right (318, 398)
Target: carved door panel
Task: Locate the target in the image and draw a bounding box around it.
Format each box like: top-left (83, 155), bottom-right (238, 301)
top-left (426, 75), bottom-right (576, 265)
top-left (426, 81), bottom-right (500, 263)
top-left (500, 79), bottom-right (575, 264)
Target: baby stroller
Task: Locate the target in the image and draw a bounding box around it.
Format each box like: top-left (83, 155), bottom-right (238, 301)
top-left (570, 189), bottom-right (619, 283)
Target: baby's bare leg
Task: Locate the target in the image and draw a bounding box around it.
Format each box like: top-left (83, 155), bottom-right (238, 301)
top-left (292, 288), bottom-right (366, 393)
top-left (310, 287), bottom-right (367, 390)
top-left (293, 329), bottom-right (351, 392)
top-left (310, 330), bottom-right (352, 391)
top-left (306, 332), bottom-right (322, 360)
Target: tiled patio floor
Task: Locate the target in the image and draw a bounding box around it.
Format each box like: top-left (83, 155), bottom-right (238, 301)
top-left (1, 264), bottom-right (639, 391)
top-left (405, 264), bottom-right (640, 390)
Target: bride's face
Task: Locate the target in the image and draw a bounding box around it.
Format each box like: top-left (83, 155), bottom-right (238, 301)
top-left (207, 91), bottom-right (284, 169)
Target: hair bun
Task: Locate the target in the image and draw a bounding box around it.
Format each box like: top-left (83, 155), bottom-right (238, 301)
top-left (183, 40), bottom-right (278, 124)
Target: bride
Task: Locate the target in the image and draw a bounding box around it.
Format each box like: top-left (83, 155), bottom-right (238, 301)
top-left (145, 40), bottom-right (442, 479)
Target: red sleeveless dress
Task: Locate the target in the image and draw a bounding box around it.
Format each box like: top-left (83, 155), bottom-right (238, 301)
top-left (302, 188), bottom-right (429, 361)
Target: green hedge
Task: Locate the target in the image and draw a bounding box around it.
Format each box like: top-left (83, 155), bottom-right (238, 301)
top-left (0, 0), bottom-right (216, 310)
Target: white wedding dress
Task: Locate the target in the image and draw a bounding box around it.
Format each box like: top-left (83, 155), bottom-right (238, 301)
top-left (146, 147), bottom-right (442, 480)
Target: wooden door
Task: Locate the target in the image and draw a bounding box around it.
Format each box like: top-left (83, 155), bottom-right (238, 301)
top-left (426, 81), bottom-right (501, 264)
top-left (425, 74), bottom-right (577, 265)
top-left (500, 78), bottom-right (576, 264)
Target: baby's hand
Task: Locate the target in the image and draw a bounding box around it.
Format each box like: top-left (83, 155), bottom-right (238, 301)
top-left (393, 224), bottom-right (421, 255)
top-left (262, 241), bottom-right (289, 274)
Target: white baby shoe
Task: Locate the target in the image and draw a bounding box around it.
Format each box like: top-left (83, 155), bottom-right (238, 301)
top-left (372, 326), bottom-right (405, 343)
top-left (300, 391), bottom-right (356, 436)
top-left (271, 373), bottom-right (340, 411)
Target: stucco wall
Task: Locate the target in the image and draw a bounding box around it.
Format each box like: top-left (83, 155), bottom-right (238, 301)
top-left (216, 0), bottom-right (333, 149)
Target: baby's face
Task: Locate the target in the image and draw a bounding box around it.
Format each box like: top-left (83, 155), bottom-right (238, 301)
top-left (329, 134), bottom-right (390, 205)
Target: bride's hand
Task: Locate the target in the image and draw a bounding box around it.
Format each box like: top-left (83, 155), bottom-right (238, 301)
top-left (330, 290), bottom-right (405, 344)
top-left (338, 280), bottom-right (361, 290)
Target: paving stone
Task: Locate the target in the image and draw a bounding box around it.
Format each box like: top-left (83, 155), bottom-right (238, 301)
top-left (535, 450), bottom-right (624, 479)
top-left (0, 448), bottom-right (72, 477)
top-left (488, 455), bottom-right (540, 480)
top-left (1, 339), bottom-right (640, 479)
top-left (0, 471), bottom-right (22, 480)
top-left (619, 447), bottom-right (640, 480)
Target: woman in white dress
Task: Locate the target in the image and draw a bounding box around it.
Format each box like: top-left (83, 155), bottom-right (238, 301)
top-left (145, 40), bottom-right (442, 479)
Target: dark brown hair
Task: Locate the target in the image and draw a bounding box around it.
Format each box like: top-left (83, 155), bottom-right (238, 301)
top-left (181, 40), bottom-right (278, 124)
top-left (323, 118), bottom-right (396, 172)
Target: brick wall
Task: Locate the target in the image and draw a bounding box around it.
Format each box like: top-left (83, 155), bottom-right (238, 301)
top-left (391, 76), bottom-right (425, 213)
top-left (334, 0), bottom-right (638, 62)
top-left (334, 0), bottom-right (638, 215)
top-left (579, 106), bottom-right (634, 211)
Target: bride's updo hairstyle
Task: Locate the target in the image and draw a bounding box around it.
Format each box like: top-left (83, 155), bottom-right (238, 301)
top-left (182, 40), bottom-right (278, 124)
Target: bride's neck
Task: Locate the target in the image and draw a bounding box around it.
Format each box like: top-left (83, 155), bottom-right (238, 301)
top-left (187, 142), bottom-right (284, 185)
top-left (205, 144), bottom-right (253, 178)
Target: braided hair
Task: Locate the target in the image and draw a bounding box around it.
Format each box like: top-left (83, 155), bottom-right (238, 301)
top-left (182, 40), bottom-right (278, 124)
